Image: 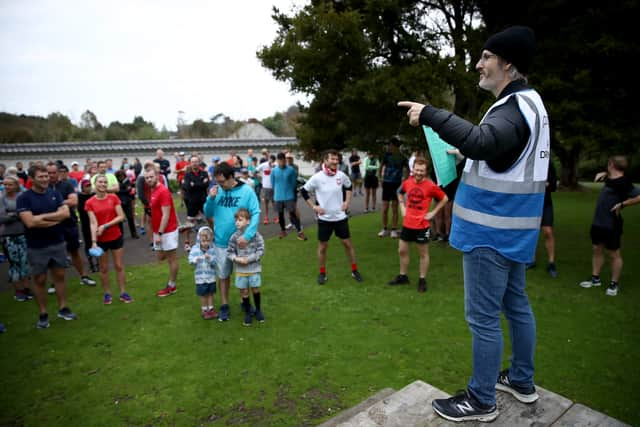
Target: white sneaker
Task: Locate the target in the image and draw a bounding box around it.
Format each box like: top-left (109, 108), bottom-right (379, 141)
top-left (378, 229), bottom-right (389, 238)
top-left (579, 279), bottom-right (601, 288)
top-left (390, 229), bottom-right (400, 239)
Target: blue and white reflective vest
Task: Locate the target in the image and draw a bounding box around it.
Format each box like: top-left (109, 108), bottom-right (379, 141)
top-left (450, 89), bottom-right (550, 263)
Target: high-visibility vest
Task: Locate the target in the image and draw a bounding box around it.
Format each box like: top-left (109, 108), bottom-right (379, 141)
top-left (450, 89), bottom-right (550, 263)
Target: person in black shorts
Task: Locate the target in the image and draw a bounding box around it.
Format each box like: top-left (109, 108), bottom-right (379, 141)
top-left (48, 162), bottom-right (96, 289)
top-left (531, 162), bottom-right (558, 277)
top-left (181, 155), bottom-right (210, 250)
top-left (578, 156), bottom-right (640, 296)
top-left (378, 138), bottom-right (409, 238)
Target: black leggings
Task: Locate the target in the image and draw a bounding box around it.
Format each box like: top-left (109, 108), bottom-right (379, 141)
top-left (118, 202), bottom-right (137, 238)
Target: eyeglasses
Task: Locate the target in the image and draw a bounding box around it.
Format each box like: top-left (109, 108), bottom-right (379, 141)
top-left (479, 52), bottom-right (497, 63)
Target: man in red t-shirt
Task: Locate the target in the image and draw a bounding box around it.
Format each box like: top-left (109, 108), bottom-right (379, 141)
top-left (69, 162), bottom-right (85, 184)
top-left (175, 153), bottom-right (189, 185)
top-left (144, 166), bottom-right (180, 297)
top-left (388, 158), bottom-right (448, 292)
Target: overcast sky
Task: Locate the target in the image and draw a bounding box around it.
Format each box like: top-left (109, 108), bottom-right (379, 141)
top-left (0, 0), bottom-right (308, 131)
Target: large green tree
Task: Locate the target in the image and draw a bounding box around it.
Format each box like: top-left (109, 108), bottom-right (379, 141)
top-left (259, 0), bottom-right (478, 157)
top-left (477, 0), bottom-right (640, 185)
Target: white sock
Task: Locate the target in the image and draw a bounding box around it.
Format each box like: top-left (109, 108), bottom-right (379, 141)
top-left (168, 281), bottom-right (176, 287)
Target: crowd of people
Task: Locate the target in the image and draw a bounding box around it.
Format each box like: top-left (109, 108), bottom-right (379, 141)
top-left (2, 24), bottom-right (640, 424)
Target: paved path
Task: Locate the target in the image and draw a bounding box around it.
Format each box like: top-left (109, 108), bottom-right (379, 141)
top-left (0, 191), bottom-right (376, 291)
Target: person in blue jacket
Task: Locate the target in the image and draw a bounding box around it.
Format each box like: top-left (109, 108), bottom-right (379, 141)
top-left (203, 162), bottom-right (260, 322)
top-left (270, 152), bottom-right (306, 240)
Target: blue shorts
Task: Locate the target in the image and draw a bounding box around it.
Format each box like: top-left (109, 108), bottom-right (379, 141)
top-left (234, 273), bottom-right (261, 289)
top-left (214, 246), bottom-right (233, 279)
top-left (196, 282), bottom-right (216, 296)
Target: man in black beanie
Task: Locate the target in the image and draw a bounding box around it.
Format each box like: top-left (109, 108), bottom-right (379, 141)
top-left (398, 25), bottom-right (550, 422)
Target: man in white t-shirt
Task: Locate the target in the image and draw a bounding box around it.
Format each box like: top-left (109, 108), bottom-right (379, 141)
top-left (256, 155), bottom-right (276, 224)
top-left (301, 149), bottom-right (363, 285)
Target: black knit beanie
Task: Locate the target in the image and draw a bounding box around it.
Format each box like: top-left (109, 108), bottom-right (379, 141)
top-left (482, 26), bottom-right (536, 74)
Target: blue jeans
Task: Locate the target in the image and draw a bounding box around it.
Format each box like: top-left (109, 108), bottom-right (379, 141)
top-left (463, 247), bottom-right (536, 406)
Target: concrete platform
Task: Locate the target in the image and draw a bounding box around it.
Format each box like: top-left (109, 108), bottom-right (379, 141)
top-left (323, 380), bottom-right (629, 427)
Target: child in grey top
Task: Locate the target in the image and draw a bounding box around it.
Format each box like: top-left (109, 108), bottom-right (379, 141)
top-left (226, 208), bottom-right (265, 326)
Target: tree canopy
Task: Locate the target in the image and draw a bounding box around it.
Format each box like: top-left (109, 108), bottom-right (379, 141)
top-left (258, 0), bottom-right (640, 183)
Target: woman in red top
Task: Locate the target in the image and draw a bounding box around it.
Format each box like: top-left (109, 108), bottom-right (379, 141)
top-left (85, 175), bottom-right (133, 305)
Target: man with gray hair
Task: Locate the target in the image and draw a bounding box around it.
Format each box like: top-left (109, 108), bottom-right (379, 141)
top-left (400, 25), bottom-right (549, 422)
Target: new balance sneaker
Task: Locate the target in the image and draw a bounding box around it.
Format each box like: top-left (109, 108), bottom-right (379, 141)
top-left (418, 278), bottom-right (427, 293)
top-left (432, 390), bottom-right (498, 423)
top-left (388, 274), bottom-right (409, 285)
top-left (80, 276), bottom-right (97, 286)
top-left (57, 307), bottom-right (77, 321)
top-left (579, 278), bottom-right (601, 288)
top-left (243, 312), bottom-right (252, 326)
top-left (606, 283), bottom-right (619, 296)
top-left (119, 292), bottom-right (133, 303)
top-left (547, 263), bottom-right (558, 278)
top-left (390, 229), bottom-right (400, 239)
top-left (317, 273), bottom-right (328, 285)
top-left (351, 270), bottom-right (363, 282)
top-left (496, 369), bottom-right (539, 403)
top-left (14, 290), bottom-right (28, 302)
top-left (218, 304), bottom-right (230, 322)
top-left (37, 313), bottom-right (50, 329)
top-left (103, 293), bottom-right (113, 305)
top-left (156, 285), bottom-right (177, 297)
top-left (297, 231), bottom-right (308, 241)
top-left (255, 309), bottom-right (265, 323)
top-left (377, 228), bottom-right (389, 238)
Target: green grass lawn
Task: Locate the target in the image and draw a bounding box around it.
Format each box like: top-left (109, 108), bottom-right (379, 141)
top-left (1, 188), bottom-right (639, 426)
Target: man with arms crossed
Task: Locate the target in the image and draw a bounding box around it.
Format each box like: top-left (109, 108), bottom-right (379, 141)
top-left (18, 164), bottom-right (78, 328)
top-left (399, 26), bottom-right (549, 422)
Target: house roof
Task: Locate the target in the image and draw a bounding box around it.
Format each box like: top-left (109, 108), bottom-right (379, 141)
top-left (0, 137), bottom-right (297, 156)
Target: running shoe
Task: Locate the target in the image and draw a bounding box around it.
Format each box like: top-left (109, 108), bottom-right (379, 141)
top-left (297, 231), bottom-right (308, 241)
top-left (80, 276), bottom-right (97, 286)
top-left (57, 307), bottom-right (78, 321)
top-left (606, 283), bottom-right (619, 296)
top-left (156, 285), bottom-right (177, 297)
top-left (218, 304), bottom-right (230, 322)
top-left (388, 274), bottom-right (410, 285)
top-left (377, 229), bottom-right (389, 238)
top-left (496, 369), bottom-right (539, 403)
top-left (390, 229), bottom-right (400, 239)
top-left (139, 226), bottom-right (146, 236)
top-left (418, 278), bottom-right (427, 293)
top-left (432, 390), bottom-right (498, 422)
top-left (351, 270), bottom-right (363, 282)
top-left (37, 313), bottom-right (50, 329)
top-left (317, 273), bottom-right (328, 285)
top-left (119, 292), bottom-right (133, 303)
top-left (278, 230), bottom-right (287, 239)
top-left (14, 290), bottom-right (28, 302)
top-left (103, 293), bottom-right (113, 305)
top-left (255, 309), bottom-right (265, 323)
top-left (243, 312), bottom-right (252, 326)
